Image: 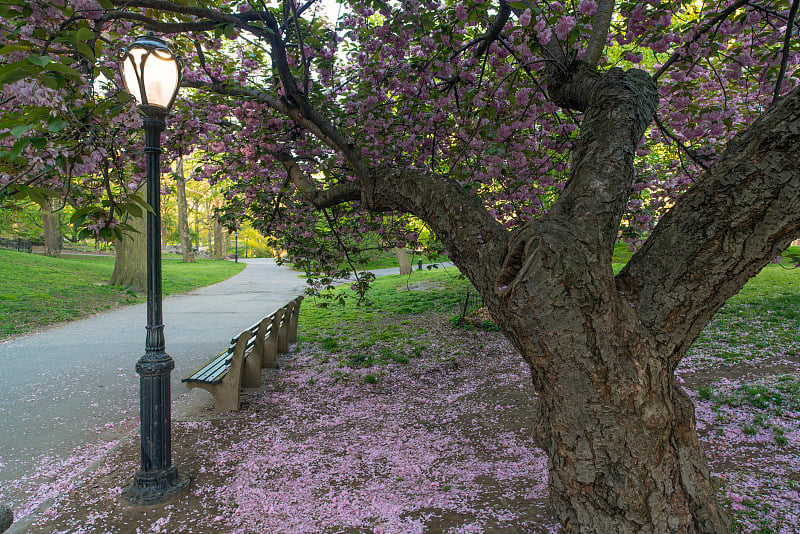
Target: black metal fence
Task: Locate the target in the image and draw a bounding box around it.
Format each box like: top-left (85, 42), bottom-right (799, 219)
top-left (0, 237), bottom-right (33, 253)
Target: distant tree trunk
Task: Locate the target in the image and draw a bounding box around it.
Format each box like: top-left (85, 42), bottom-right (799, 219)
top-left (213, 219), bottom-right (227, 259)
top-left (174, 156), bottom-right (196, 263)
top-left (192, 198), bottom-right (200, 244)
top-left (40, 198), bottom-right (61, 257)
top-left (206, 203), bottom-right (213, 254)
top-left (110, 186), bottom-right (146, 292)
top-left (394, 247), bottom-right (412, 275)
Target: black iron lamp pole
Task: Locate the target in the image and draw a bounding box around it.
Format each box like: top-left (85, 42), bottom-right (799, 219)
top-left (234, 231), bottom-right (238, 263)
top-left (119, 32), bottom-right (189, 505)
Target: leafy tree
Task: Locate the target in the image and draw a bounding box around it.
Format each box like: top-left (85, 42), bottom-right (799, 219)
top-left (2, 1), bottom-right (799, 531)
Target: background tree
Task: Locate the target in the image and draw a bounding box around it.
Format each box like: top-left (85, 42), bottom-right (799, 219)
top-left (172, 155), bottom-right (196, 262)
top-left (2, 1), bottom-right (799, 532)
top-left (39, 196), bottom-right (62, 257)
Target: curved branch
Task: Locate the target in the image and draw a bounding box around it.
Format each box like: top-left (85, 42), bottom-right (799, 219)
top-left (274, 151), bottom-right (360, 208)
top-left (653, 114), bottom-right (709, 171)
top-left (100, 11), bottom-right (218, 33)
top-left (473, 0), bottom-right (511, 58)
top-left (582, 0), bottom-right (615, 68)
top-left (619, 86), bottom-right (800, 366)
top-left (107, 0), bottom-right (276, 40)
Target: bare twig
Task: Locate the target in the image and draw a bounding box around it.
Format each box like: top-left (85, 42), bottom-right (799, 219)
top-left (773, 0), bottom-right (800, 104)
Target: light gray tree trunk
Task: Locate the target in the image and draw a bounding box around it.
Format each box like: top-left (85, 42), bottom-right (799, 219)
top-left (40, 198), bottom-right (61, 257)
top-left (110, 185), bottom-right (146, 292)
top-left (174, 156), bottom-right (196, 263)
top-left (213, 219), bottom-right (227, 259)
top-left (394, 247), bottom-right (412, 275)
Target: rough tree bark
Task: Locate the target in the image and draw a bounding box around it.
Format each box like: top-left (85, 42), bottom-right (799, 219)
top-left (40, 197), bottom-right (61, 257)
top-left (291, 70), bottom-right (800, 532)
top-left (110, 186), bottom-right (147, 292)
top-left (174, 156), bottom-right (196, 263)
top-left (394, 247), bottom-right (412, 275)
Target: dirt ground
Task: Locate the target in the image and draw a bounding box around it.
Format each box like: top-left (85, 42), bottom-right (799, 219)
top-left (9, 311), bottom-right (800, 533)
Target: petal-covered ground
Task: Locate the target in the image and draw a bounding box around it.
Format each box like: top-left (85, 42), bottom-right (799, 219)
top-left (9, 308), bottom-right (800, 533)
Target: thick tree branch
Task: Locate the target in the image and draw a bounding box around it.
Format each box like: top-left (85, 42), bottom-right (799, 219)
top-left (496, 66), bottom-right (657, 297)
top-left (100, 11), bottom-right (219, 33)
top-left (107, 0), bottom-right (276, 40)
top-left (473, 0), bottom-right (511, 58)
top-left (367, 168), bottom-right (510, 296)
top-left (619, 86), bottom-right (800, 366)
top-left (274, 152), bottom-right (360, 208)
top-left (582, 0), bottom-right (614, 68)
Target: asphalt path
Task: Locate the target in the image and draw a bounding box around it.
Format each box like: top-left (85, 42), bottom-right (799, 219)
top-left (0, 258), bottom-right (307, 507)
top-left (0, 258), bottom-right (449, 514)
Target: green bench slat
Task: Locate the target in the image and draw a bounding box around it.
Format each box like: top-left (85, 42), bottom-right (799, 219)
top-left (183, 349), bottom-right (232, 384)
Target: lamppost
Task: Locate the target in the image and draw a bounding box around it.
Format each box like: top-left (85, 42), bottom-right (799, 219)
top-left (245, 236), bottom-right (248, 259)
top-left (234, 231), bottom-right (239, 263)
top-left (118, 32), bottom-right (189, 505)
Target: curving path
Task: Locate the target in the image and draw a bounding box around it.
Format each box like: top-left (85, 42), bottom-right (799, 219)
top-left (0, 258), bottom-right (451, 519)
top-left (0, 258), bottom-right (306, 509)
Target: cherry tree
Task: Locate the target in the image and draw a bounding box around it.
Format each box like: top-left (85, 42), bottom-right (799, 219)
top-left (2, 0), bottom-right (800, 531)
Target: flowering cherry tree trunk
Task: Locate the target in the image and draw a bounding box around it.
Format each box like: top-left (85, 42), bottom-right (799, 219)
top-left (350, 69), bottom-right (798, 532)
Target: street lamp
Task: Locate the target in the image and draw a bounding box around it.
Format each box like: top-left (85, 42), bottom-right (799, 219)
top-left (234, 231), bottom-right (239, 263)
top-left (118, 32), bottom-right (189, 505)
top-left (245, 236), bottom-right (248, 259)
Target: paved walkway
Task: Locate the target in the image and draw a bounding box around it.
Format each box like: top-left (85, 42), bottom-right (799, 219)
top-left (0, 258), bottom-right (451, 515)
top-left (0, 259), bottom-right (306, 505)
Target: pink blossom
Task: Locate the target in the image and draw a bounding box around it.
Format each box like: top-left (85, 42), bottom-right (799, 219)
top-left (579, 1), bottom-right (598, 17)
top-left (554, 16), bottom-right (576, 41)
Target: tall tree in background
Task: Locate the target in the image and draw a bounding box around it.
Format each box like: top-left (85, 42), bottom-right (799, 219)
top-left (110, 185), bottom-right (146, 292)
top-left (2, 1), bottom-right (799, 531)
top-left (39, 197), bottom-right (61, 257)
top-left (173, 155), bottom-right (196, 263)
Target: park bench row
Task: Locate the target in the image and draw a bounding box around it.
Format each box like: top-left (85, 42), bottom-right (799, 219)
top-left (182, 296), bottom-right (303, 412)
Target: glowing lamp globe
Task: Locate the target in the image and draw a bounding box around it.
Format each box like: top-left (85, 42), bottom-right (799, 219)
top-left (119, 32), bottom-right (182, 118)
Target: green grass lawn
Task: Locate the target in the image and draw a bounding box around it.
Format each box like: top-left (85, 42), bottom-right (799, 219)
top-left (299, 246), bottom-right (800, 359)
top-left (0, 250), bottom-right (244, 338)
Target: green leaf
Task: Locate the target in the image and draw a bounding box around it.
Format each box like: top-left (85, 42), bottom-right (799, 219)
top-left (27, 54), bottom-right (51, 67)
top-left (128, 193), bottom-right (155, 214)
top-left (10, 124), bottom-right (34, 137)
top-left (0, 44), bottom-right (29, 55)
top-left (75, 27), bottom-right (94, 42)
top-left (47, 119), bottom-right (66, 133)
top-left (74, 41), bottom-right (95, 61)
top-left (29, 137), bottom-right (48, 149)
top-left (70, 205), bottom-right (96, 225)
top-left (77, 228), bottom-right (93, 241)
top-left (121, 201), bottom-right (143, 218)
top-left (0, 59), bottom-right (34, 83)
top-left (47, 62), bottom-right (83, 79)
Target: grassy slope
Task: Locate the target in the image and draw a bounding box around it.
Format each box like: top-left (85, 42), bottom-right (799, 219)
top-left (0, 250), bottom-right (245, 338)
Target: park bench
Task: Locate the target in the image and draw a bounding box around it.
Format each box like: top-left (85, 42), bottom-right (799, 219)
top-left (182, 295), bottom-right (304, 412)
